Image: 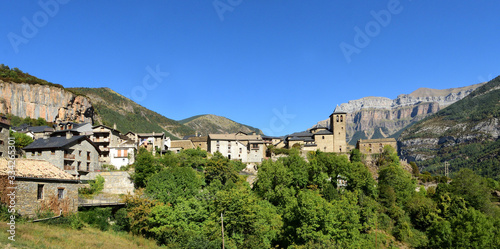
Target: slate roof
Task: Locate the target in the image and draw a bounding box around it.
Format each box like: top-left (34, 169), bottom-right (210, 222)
top-left (332, 105), bottom-right (347, 114)
top-left (28, 126), bottom-right (54, 133)
top-left (23, 135), bottom-right (99, 152)
top-left (314, 130), bottom-right (333, 135)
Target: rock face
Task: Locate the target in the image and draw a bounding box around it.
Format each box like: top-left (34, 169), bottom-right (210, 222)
top-left (0, 80), bottom-right (94, 123)
top-left (313, 83), bottom-right (485, 144)
top-left (398, 76), bottom-right (500, 167)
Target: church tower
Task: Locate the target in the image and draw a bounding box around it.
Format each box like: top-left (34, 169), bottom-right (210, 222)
top-left (329, 105), bottom-right (347, 153)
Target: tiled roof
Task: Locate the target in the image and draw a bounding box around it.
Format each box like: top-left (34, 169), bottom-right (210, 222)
top-left (0, 158), bottom-right (75, 180)
top-left (189, 136), bottom-right (208, 142)
top-left (314, 130), bottom-right (333, 135)
top-left (357, 138), bottom-right (397, 143)
top-left (170, 140), bottom-right (194, 149)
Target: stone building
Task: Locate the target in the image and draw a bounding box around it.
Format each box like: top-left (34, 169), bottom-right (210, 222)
top-left (188, 136), bottom-right (208, 151)
top-left (207, 132), bottom-right (265, 163)
top-left (109, 136), bottom-right (136, 169)
top-left (285, 107), bottom-right (348, 153)
top-left (0, 117), bottom-right (10, 157)
top-left (356, 138), bottom-right (397, 154)
top-left (23, 131), bottom-right (100, 176)
top-left (0, 158), bottom-right (79, 218)
top-left (90, 125), bottom-right (121, 163)
top-left (137, 132), bottom-right (166, 155)
top-left (169, 140), bottom-right (195, 153)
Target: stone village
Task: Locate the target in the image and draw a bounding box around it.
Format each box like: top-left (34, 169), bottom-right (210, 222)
top-left (0, 108), bottom-right (396, 218)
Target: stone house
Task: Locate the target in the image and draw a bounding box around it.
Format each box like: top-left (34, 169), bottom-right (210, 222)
top-left (356, 138), bottom-right (398, 154)
top-left (54, 122), bottom-right (92, 135)
top-left (14, 125), bottom-right (54, 140)
top-left (90, 125), bottom-right (121, 164)
top-left (23, 131), bottom-right (100, 176)
top-left (0, 158), bottom-right (79, 218)
top-left (137, 132), bottom-right (165, 155)
top-left (168, 140), bottom-right (195, 153)
top-left (207, 132), bottom-right (265, 163)
top-left (0, 117), bottom-right (10, 157)
top-left (188, 136), bottom-right (208, 151)
top-left (109, 135), bottom-right (136, 169)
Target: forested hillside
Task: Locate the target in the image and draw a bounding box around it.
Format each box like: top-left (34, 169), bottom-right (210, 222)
top-left (104, 147), bottom-right (500, 248)
top-left (69, 87), bottom-right (195, 139)
top-left (399, 76), bottom-right (500, 180)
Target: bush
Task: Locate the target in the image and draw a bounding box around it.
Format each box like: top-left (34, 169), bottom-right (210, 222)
top-left (78, 207), bottom-right (112, 231)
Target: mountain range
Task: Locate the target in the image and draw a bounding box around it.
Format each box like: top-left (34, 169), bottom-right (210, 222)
top-left (313, 82), bottom-right (485, 144)
top-left (398, 76), bottom-right (500, 179)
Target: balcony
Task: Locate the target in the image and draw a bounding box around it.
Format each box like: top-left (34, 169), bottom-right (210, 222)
top-left (64, 165), bottom-right (75, 170)
top-left (64, 154), bottom-right (75, 160)
top-left (93, 138), bottom-right (110, 143)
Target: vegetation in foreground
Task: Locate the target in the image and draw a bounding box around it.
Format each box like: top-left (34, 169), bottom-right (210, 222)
top-left (2, 147), bottom-right (499, 248)
top-left (124, 147), bottom-right (500, 248)
top-left (0, 217), bottom-right (161, 249)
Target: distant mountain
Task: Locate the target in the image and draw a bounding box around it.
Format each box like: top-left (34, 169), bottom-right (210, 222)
top-left (398, 76), bottom-right (500, 179)
top-left (68, 87), bottom-right (194, 139)
top-left (179, 114), bottom-right (263, 136)
top-left (313, 82), bottom-right (485, 145)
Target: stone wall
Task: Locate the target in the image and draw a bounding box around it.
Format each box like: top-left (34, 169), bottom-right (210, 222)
top-left (81, 171), bottom-right (134, 195)
top-left (0, 177), bottom-right (79, 218)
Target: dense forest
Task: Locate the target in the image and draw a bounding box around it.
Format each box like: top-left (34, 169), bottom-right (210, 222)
top-left (30, 147), bottom-right (498, 248)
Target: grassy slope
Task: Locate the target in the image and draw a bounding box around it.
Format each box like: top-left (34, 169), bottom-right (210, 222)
top-left (179, 114), bottom-right (263, 136)
top-left (0, 222), bottom-right (161, 249)
top-left (399, 76), bottom-right (500, 179)
top-left (69, 87), bottom-right (195, 139)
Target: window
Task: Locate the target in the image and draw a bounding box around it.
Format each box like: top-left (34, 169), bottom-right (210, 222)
top-left (339, 146), bottom-right (342, 152)
top-left (37, 184), bottom-right (44, 200)
top-left (31, 151), bottom-right (35, 156)
top-left (51, 149), bottom-right (55, 155)
top-left (37, 151), bottom-right (42, 156)
top-left (336, 115), bottom-right (339, 122)
top-left (87, 162), bottom-right (90, 171)
top-left (239, 148), bottom-right (242, 153)
top-left (322, 136), bottom-right (325, 139)
top-left (58, 188), bottom-right (64, 199)
top-left (340, 116), bottom-right (343, 122)
top-left (79, 150), bottom-right (82, 156)
top-left (252, 144), bottom-right (259, 149)
top-left (0, 140), bottom-right (3, 145)
top-left (87, 151), bottom-right (91, 160)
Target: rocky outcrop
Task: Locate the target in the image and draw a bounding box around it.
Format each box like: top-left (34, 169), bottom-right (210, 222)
top-left (313, 83), bottom-right (485, 144)
top-left (0, 80), bottom-right (94, 123)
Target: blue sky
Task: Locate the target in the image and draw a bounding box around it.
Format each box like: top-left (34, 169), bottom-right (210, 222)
top-left (1, 1), bottom-right (499, 136)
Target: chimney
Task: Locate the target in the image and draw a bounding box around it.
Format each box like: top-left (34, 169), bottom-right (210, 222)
top-left (66, 131), bottom-right (73, 139)
top-left (113, 123), bottom-right (117, 130)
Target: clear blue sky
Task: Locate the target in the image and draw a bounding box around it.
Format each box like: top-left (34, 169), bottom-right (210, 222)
top-left (1, 1), bottom-right (499, 136)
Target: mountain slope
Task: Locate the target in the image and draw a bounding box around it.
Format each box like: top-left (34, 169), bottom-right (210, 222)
top-left (179, 114), bottom-right (263, 136)
top-left (313, 83), bottom-right (485, 145)
top-left (68, 87), bottom-right (194, 139)
top-left (398, 76), bottom-right (500, 179)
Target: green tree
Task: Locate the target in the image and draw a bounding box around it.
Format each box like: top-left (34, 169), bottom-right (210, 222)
top-left (204, 152), bottom-right (239, 186)
top-left (131, 148), bottom-right (162, 188)
top-left (10, 130), bottom-right (34, 149)
top-left (146, 166), bottom-right (203, 204)
top-left (450, 168), bottom-right (492, 213)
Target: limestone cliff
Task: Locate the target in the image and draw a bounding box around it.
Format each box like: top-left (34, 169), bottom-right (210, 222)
top-left (397, 76), bottom-right (500, 178)
top-left (0, 80), bottom-right (94, 123)
top-left (313, 83), bottom-right (485, 144)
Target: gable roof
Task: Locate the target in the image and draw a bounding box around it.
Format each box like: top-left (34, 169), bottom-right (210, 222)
top-left (27, 126), bottom-right (53, 133)
top-left (23, 135), bottom-right (100, 152)
top-left (0, 158), bottom-right (75, 180)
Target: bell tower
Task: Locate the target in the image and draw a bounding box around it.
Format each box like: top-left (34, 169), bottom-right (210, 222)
top-left (329, 105), bottom-right (347, 153)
